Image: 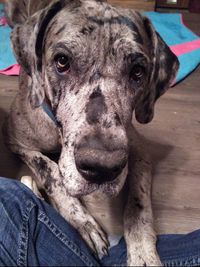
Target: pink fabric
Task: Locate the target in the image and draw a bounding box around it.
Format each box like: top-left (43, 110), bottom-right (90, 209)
top-left (169, 14), bottom-right (200, 57)
top-left (170, 39), bottom-right (200, 56)
top-left (0, 16), bottom-right (7, 26)
top-left (0, 64), bottom-right (20, 75)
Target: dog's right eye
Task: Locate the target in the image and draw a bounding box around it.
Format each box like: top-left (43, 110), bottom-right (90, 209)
top-left (130, 64), bottom-right (145, 84)
top-left (54, 54), bottom-right (70, 73)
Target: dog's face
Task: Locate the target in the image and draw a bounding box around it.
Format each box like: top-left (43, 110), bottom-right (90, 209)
top-left (11, 0), bottom-right (179, 197)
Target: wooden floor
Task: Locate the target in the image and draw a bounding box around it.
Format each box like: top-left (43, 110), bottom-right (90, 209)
top-left (0, 12), bottom-right (200, 235)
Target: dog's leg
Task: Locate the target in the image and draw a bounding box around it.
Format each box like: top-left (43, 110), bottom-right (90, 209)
top-left (124, 126), bottom-right (161, 266)
top-left (13, 147), bottom-right (109, 257)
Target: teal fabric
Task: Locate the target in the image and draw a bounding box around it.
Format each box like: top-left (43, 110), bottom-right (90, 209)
top-left (145, 12), bottom-right (199, 45)
top-left (176, 49), bottom-right (200, 82)
top-left (0, 4), bottom-right (17, 69)
top-left (145, 12), bottom-right (200, 83)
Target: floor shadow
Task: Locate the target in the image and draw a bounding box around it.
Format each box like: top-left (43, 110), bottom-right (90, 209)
top-left (146, 138), bottom-right (175, 176)
top-left (138, 131), bottom-right (187, 183)
top-left (137, 131), bottom-right (174, 172)
top-left (0, 107), bottom-right (23, 179)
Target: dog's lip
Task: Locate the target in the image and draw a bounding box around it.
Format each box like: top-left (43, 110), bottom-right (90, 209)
top-left (80, 167), bottom-right (124, 185)
top-left (80, 170), bottom-right (107, 184)
top-left (61, 163), bottom-right (128, 197)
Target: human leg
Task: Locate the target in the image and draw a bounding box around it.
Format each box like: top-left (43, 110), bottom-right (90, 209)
top-left (101, 231), bottom-right (200, 266)
top-left (1, 176), bottom-right (200, 267)
top-left (0, 177), bottom-right (100, 267)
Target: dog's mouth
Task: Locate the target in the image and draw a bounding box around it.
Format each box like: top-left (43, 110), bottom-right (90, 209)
top-left (80, 168), bottom-right (120, 184)
top-left (78, 158), bottom-right (127, 185)
top-left (60, 161), bottom-right (128, 198)
top-left (59, 132), bottom-right (129, 197)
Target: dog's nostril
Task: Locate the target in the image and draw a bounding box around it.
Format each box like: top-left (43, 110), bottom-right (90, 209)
top-left (79, 164), bottom-right (121, 183)
top-left (112, 166), bottom-right (122, 173)
top-left (75, 148), bottom-right (127, 183)
top-left (80, 168), bottom-right (99, 180)
top-left (80, 165), bottom-right (97, 175)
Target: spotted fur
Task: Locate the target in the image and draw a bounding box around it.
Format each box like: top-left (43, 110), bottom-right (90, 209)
top-left (4, 0), bottom-right (179, 265)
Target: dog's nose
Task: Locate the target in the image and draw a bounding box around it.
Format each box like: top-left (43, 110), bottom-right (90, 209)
top-left (74, 136), bottom-right (127, 183)
top-left (75, 148), bottom-right (127, 183)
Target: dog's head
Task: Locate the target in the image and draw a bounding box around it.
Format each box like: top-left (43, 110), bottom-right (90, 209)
top-left (11, 0), bottom-right (179, 197)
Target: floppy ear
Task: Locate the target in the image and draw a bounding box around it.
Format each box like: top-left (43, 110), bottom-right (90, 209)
top-left (135, 16), bottom-right (179, 124)
top-left (4, 0), bottom-right (52, 28)
top-left (10, 1), bottom-right (66, 108)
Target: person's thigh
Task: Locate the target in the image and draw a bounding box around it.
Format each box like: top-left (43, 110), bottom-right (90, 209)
top-left (101, 232), bottom-right (200, 266)
top-left (0, 177), bottom-right (100, 267)
top-left (1, 177), bottom-right (200, 267)
top-left (157, 231), bottom-right (200, 266)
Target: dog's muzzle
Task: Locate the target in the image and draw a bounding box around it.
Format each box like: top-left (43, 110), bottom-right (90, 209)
top-left (74, 134), bottom-right (128, 184)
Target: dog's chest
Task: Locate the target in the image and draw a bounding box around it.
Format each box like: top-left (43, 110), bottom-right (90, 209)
top-left (81, 187), bottom-right (127, 235)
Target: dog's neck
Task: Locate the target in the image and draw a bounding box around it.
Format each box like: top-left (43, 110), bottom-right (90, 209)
top-left (81, 183), bottom-right (128, 235)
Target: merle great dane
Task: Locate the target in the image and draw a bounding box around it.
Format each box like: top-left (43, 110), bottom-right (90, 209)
top-left (4, 0), bottom-right (179, 265)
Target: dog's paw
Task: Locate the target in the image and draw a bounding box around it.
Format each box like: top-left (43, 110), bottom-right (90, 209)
top-left (77, 215), bottom-right (109, 258)
top-left (21, 176), bottom-right (43, 199)
top-left (128, 251), bottom-right (162, 266)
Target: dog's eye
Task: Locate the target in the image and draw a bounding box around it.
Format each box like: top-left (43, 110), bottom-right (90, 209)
top-left (54, 54), bottom-right (70, 73)
top-left (130, 65), bottom-right (145, 84)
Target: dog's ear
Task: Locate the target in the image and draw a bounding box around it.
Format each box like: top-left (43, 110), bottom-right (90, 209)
top-left (4, 0), bottom-right (52, 28)
top-left (10, 1), bottom-right (66, 108)
top-left (135, 16), bottom-right (179, 124)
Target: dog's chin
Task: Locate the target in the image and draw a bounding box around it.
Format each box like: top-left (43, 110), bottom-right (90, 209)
top-left (63, 164), bottom-right (128, 198)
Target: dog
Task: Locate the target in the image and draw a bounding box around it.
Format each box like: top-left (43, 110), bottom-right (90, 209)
top-left (4, 0), bottom-right (179, 265)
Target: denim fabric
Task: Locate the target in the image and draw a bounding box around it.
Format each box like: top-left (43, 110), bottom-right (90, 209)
top-left (0, 177), bottom-right (100, 267)
top-left (1, 177), bottom-right (200, 267)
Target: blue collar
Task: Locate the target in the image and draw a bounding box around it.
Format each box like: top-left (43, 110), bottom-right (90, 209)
top-left (41, 101), bottom-right (59, 126)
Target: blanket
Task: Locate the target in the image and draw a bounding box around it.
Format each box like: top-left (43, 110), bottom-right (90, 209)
top-left (145, 12), bottom-right (200, 83)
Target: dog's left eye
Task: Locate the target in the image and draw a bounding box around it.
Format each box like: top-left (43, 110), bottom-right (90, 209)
top-left (54, 54), bottom-right (70, 73)
top-left (130, 65), bottom-right (145, 84)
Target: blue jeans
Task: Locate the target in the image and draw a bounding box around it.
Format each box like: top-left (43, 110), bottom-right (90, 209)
top-left (0, 177), bottom-right (200, 266)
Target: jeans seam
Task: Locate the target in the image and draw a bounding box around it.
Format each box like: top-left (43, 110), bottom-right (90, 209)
top-left (38, 211), bottom-right (98, 267)
top-left (17, 200), bottom-right (35, 267)
top-left (163, 254), bottom-right (200, 266)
